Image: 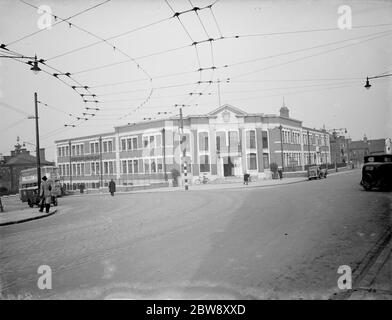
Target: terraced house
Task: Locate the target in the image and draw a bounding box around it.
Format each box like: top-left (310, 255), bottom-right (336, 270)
top-left (55, 104), bottom-right (331, 190)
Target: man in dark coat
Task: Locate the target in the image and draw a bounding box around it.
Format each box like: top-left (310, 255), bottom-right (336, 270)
top-left (39, 176), bottom-right (52, 213)
top-left (108, 179), bottom-right (116, 196)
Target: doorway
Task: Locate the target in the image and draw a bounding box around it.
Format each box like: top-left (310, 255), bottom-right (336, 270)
top-left (223, 156), bottom-right (234, 176)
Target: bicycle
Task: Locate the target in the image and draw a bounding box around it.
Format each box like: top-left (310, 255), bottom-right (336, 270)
top-left (194, 175), bottom-right (209, 185)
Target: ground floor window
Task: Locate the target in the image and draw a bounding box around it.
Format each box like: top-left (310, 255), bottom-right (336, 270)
top-left (263, 153), bottom-right (269, 169)
top-left (199, 155), bottom-right (210, 172)
top-left (247, 153), bottom-right (257, 170)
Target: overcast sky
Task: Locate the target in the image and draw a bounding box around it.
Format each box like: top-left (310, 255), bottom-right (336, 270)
top-left (0, 0), bottom-right (391, 161)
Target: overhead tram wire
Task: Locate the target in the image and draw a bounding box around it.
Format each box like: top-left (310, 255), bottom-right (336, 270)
top-left (16, 0), bottom-right (154, 118)
top-left (5, 0), bottom-right (112, 47)
top-left (45, 1), bottom-right (219, 62)
top-left (164, 0), bottom-right (218, 110)
top-left (46, 24), bottom-right (392, 87)
top-left (230, 29), bottom-right (392, 80)
top-left (224, 28), bottom-right (392, 69)
top-left (9, 55), bottom-right (100, 129)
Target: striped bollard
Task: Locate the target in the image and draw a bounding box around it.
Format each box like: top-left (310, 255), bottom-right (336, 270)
top-left (184, 162), bottom-right (188, 191)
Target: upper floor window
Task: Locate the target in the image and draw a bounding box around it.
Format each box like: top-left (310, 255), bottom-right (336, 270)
top-left (246, 130), bottom-right (256, 149)
top-left (121, 139), bottom-right (126, 151)
top-left (216, 131), bottom-right (225, 151)
top-left (199, 132), bottom-right (209, 151)
top-left (262, 131), bottom-right (268, 148)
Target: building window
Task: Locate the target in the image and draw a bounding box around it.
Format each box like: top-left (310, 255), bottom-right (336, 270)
top-left (199, 155), bottom-right (210, 172)
top-left (263, 153), bottom-right (269, 169)
top-left (246, 130), bottom-right (256, 149)
top-left (157, 158), bottom-right (163, 172)
top-left (103, 141), bottom-right (108, 153)
top-left (109, 162), bottom-right (114, 174)
top-left (247, 153), bottom-right (257, 170)
top-left (122, 160), bottom-right (127, 174)
top-left (58, 147), bottom-right (61, 157)
top-left (143, 136), bottom-right (149, 148)
top-left (133, 160), bottom-right (139, 173)
top-left (108, 140), bottom-right (113, 152)
top-left (151, 159), bottom-right (156, 173)
top-left (121, 139), bottom-right (126, 151)
top-left (132, 138), bottom-right (137, 150)
top-left (72, 145), bottom-right (76, 156)
top-left (150, 136), bottom-right (155, 148)
top-left (216, 131), bottom-right (225, 152)
top-left (144, 159), bottom-right (150, 173)
top-left (127, 160), bottom-right (133, 174)
top-left (127, 138), bottom-right (132, 150)
top-left (228, 131), bottom-right (239, 152)
top-left (104, 162), bottom-right (109, 174)
top-left (199, 132), bottom-right (209, 151)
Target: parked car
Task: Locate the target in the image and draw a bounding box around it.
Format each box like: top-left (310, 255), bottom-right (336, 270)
top-left (308, 165), bottom-right (327, 180)
top-left (360, 154), bottom-right (392, 191)
top-left (20, 186), bottom-right (58, 208)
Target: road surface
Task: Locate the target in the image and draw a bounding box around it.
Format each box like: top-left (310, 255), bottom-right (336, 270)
top-left (1, 170), bottom-right (391, 299)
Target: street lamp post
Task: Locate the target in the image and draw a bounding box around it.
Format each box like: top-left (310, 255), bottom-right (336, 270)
top-left (324, 132), bottom-right (328, 171)
top-left (279, 125), bottom-right (284, 172)
top-left (179, 107), bottom-right (188, 190)
top-left (34, 92), bottom-right (41, 191)
top-left (307, 130), bottom-right (311, 172)
top-left (69, 140), bottom-right (72, 190)
top-left (99, 136), bottom-right (103, 190)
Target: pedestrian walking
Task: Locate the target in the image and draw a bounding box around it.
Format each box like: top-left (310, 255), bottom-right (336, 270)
top-left (243, 172), bottom-right (250, 185)
top-left (109, 179), bottom-right (116, 196)
top-left (278, 168), bottom-right (283, 180)
top-left (39, 176), bottom-right (52, 213)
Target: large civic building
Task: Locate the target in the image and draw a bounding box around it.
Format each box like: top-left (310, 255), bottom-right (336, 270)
top-left (54, 103), bottom-right (331, 190)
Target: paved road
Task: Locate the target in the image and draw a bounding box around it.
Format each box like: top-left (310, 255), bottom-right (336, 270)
top-left (1, 170), bottom-right (390, 299)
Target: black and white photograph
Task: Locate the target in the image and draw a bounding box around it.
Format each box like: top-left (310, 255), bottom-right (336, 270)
top-left (0, 0), bottom-right (391, 303)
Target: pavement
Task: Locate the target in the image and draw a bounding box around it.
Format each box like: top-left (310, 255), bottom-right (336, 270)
top-left (0, 207), bottom-right (57, 226)
top-left (1, 168), bottom-right (390, 300)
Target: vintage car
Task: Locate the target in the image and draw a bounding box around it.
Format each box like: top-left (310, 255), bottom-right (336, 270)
top-left (20, 186), bottom-right (58, 208)
top-left (360, 154), bottom-right (392, 191)
top-left (308, 165), bottom-right (327, 180)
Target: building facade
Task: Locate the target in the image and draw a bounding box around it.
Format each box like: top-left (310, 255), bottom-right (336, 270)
top-left (0, 139), bottom-right (53, 194)
top-left (55, 104), bottom-right (331, 190)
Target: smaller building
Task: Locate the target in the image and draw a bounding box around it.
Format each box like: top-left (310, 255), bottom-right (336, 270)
top-left (329, 134), bottom-right (350, 166)
top-left (0, 139), bottom-right (53, 194)
top-left (348, 136), bottom-right (389, 167)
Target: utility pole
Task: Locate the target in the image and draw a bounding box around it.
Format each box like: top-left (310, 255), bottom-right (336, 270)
top-left (279, 125), bottom-right (284, 172)
top-left (179, 107), bottom-right (188, 190)
top-left (162, 128), bottom-right (167, 181)
top-left (307, 130), bottom-right (311, 172)
top-left (324, 132), bottom-right (328, 171)
top-left (34, 92), bottom-right (41, 191)
top-left (69, 140), bottom-right (72, 190)
top-left (217, 79), bottom-right (221, 107)
top-left (99, 136), bottom-right (103, 189)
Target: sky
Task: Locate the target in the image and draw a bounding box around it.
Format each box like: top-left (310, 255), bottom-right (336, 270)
top-left (0, 0), bottom-right (391, 161)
